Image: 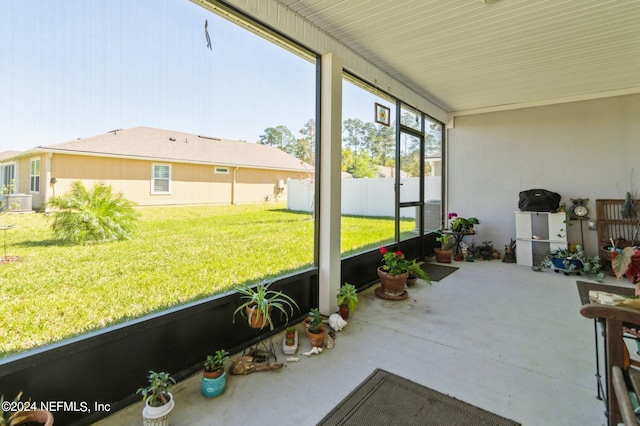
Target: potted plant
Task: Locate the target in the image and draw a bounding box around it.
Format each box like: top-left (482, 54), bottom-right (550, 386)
top-left (233, 279), bottom-right (300, 330)
top-left (377, 247), bottom-right (408, 299)
top-left (0, 392), bottom-right (53, 426)
top-left (306, 308), bottom-right (326, 348)
top-left (137, 371), bottom-right (176, 426)
top-left (477, 241), bottom-right (496, 261)
top-left (434, 231), bottom-right (453, 263)
top-left (282, 325), bottom-right (298, 354)
top-left (611, 246), bottom-right (640, 284)
top-left (405, 259), bottom-right (431, 286)
top-left (448, 212), bottom-right (479, 233)
top-left (336, 282), bottom-right (358, 319)
top-left (540, 245), bottom-right (603, 280)
top-left (202, 349), bottom-right (229, 398)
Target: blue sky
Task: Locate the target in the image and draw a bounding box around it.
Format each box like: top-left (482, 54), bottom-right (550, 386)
top-left (0, 0), bottom-right (387, 153)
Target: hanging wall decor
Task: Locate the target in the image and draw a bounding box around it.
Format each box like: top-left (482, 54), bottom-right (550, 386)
top-left (374, 103), bottom-right (391, 126)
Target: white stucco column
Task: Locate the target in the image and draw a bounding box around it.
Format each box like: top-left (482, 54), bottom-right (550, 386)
top-left (318, 53), bottom-right (342, 316)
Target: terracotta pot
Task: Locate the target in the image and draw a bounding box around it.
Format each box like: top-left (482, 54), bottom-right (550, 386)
top-left (245, 304), bottom-right (272, 329)
top-left (285, 330), bottom-right (296, 345)
top-left (283, 329), bottom-right (298, 355)
top-left (339, 303), bottom-right (350, 320)
top-left (377, 267), bottom-right (407, 297)
top-left (203, 368), bottom-right (224, 379)
top-left (434, 247), bottom-right (452, 263)
top-left (11, 410), bottom-right (54, 426)
top-left (306, 326), bottom-right (326, 347)
top-left (406, 273), bottom-right (418, 286)
top-left (454, 253), bottom-right (464, 261)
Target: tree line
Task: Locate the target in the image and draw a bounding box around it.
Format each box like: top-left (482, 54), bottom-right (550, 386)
top-left (257, 114), bottom-right (441, 178)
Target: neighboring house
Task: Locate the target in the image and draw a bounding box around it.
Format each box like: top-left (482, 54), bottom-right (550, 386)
top-left (0, 127), bottom-right (314, 209)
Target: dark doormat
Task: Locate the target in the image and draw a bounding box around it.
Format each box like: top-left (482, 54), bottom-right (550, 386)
top-left (317, 369), bottom-right (520, 426)
top-left (420, 263), bottom-right (458, 281)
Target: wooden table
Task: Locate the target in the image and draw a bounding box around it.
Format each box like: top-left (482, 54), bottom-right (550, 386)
top-left (577, 280), bottom-right (637, 425)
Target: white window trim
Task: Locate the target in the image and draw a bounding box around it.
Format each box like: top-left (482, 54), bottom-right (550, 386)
top-left (1, 162), bottom-right (17, 193)
top-left (151, 163), bottom-right (172, 195)
top-left (30, 158), bottom-right (41, 194)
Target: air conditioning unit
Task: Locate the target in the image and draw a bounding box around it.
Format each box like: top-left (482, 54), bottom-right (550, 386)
top-left (3, 194), bottom-right (33, 212)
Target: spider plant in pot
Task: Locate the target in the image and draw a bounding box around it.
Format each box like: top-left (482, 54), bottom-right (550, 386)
top-left (306, 308), bottom-right (326, 348)
top-left (233, 279), bottom-right (300, 330)
top-left (202, 349), bottom-right (229, 398)
top-left (137, 371), bottom-right (176, 426)
top-left (336, 282), bottom-right (358, 320)
top-left (0, 392), bottom-right (54, 426)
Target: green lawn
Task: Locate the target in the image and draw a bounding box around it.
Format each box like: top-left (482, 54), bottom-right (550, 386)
top-left (0, 203), bottom-right (416, 357)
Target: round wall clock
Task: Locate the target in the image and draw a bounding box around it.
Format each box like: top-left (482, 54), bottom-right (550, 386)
top-left (569, 198), bottom-right (589, 220)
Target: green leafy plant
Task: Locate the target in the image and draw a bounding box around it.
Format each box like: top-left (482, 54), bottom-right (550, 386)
top-left (435, 231), bottom-right (452, 248)
top-left (448, 212), bottom-right (479, 232)
top-left (0, 179), bottom-right (17, 213)
top-left (540, 245), bottom-right (602, 279)
top-left (285, 326), bottom-right (296, 345)
top-left (406, 259), bottom-right (430, 282)
top-left (477, 241), bottom-right (494, 260)
top-left (137, 371), bottom-right (175, 408)
top-left (233, 279), bottom-right (300, 330)
top-left (1, 392), bottom-right (27, 426)
top-left (307, 308), bottom-right (323, 334)
top-left (204, 349), bottom-right (229, 373)
top-left (337, 283), bottom-right (359, 312)
top-left (47, 181), bottom-right (140, 244)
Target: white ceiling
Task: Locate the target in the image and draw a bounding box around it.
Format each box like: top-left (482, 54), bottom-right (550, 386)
top-left (277, 0), bottom-right (640, 115)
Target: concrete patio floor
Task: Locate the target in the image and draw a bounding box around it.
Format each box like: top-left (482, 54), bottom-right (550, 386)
top-left (97, 259), bottom-right (628, 425)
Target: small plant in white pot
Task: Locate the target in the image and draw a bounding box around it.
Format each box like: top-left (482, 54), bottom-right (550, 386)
top-left (202, 349), bottom-right (229, 398)
top-left (137, 370), bottom-right (176, 426)
top-left (282, 325), bottom-right (298, 355)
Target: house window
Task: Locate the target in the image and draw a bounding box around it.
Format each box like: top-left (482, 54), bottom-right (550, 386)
top-left (30, 158), bottom-right (41, 193)
top-left (152, 164), bottom-right (171, 194)
top-left (214, 167), bottom-right (229, 174)
top-left (1, 163), bottom-right (15, 193)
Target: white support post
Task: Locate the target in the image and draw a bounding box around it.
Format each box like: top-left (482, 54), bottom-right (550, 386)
top-left (318, 53), bottom-right (342, 316)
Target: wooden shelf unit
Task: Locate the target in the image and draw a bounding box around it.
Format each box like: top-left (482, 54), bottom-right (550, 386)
top-left (596, 199), bottom-right (640, 248)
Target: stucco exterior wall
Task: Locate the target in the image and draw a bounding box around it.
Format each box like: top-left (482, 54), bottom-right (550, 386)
top-left (11, 154), bottom-right (46, 208)
top-left (43, 154), bottom-right (309, 207)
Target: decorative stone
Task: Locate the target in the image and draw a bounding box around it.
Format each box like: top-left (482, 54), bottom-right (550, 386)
top-left (328, 313), bottom-right (347, 331)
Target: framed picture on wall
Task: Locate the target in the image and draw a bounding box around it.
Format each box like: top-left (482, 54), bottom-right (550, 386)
top-left (374, 103), bottom-right (391, 126)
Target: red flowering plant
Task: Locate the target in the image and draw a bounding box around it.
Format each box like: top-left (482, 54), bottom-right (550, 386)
top-left (379, 247), bottom-right (428, 280)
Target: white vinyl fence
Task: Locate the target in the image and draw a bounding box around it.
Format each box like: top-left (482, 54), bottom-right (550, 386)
top-left (287, 177), bottom-right (442, 227)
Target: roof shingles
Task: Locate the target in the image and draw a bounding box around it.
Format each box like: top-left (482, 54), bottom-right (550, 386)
top-left (42, 127), bottom-right (311, 172)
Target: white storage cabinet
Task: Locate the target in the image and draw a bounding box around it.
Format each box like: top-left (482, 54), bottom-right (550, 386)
top-left (515, 211), bottom-right (568, 266)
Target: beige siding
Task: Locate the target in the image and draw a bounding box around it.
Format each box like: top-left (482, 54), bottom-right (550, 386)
top-left (46, 153), bottom-right (308, 207)
top-left (15, 154), bottom-right (46, 208)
